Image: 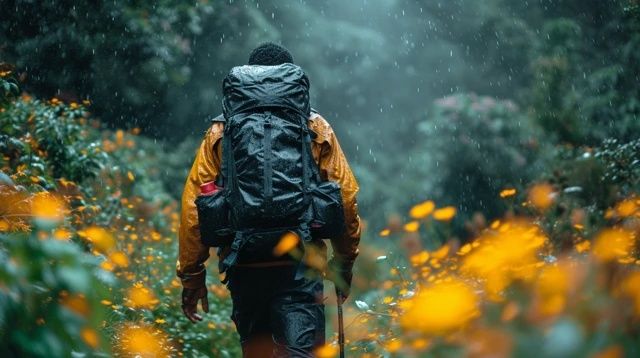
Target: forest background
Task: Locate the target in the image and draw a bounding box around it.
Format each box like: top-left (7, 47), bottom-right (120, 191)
top-left (1, 0), bottom-right (639, 357)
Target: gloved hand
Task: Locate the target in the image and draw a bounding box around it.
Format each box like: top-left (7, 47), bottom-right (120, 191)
top-left (327, 257), bottom-right (354, 301)
top-left (179, 270), bottom-right (209, 323)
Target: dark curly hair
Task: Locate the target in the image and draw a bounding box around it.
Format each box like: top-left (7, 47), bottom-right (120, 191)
top-left (247, 42), bottom-right (294, 66)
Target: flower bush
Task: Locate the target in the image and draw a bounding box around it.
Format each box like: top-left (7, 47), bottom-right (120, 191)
top-left (0, 95), bottom-right (239, 357)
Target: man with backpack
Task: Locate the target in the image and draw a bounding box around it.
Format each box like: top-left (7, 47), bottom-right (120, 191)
top-left (177, 43), bottom-right (361, 357)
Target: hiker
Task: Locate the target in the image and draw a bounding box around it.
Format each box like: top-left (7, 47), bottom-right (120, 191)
top-left (177, 43), bottom-right (361, 357)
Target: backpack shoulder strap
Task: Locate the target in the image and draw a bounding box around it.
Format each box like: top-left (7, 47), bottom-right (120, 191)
top-left (209, 113), bottom-right (227, 188)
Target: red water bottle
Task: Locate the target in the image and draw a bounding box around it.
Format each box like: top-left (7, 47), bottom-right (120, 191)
top-left (200, 181), bottom-right (219, 196)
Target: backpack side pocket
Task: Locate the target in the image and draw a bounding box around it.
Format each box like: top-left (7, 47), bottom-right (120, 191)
top-left (196, 190), bottom-right (233, 247)
top-left (310, 181), bottom-right (346, 239)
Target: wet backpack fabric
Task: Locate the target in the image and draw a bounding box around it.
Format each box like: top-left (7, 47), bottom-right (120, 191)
top-left (195, 63), bottom-right (345, 274)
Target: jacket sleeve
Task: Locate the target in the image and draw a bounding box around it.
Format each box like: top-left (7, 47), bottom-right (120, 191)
top-left (311, 115), bottom-right (362, 264)
top-left (177, 124), bottom-right (223, 284)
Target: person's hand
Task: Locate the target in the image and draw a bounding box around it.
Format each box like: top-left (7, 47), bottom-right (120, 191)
top-left (327, 257), bottom-right (354, 300)
top-left (182, 286), bottom-right (209, 323)
top-left (179, 269), bottom-right (208, 323)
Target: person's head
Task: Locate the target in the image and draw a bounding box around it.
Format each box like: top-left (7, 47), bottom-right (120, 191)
top-left (248, 42), bottom-right (294, 66)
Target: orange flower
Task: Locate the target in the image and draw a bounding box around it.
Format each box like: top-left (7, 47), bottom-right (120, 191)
top-left (115, 129), bottom-right (125, 146)
top-left (528, 183), bottom-right (555, 211)
top-left (60, 294), bottom-right (90, 317)
top-left (81, 327), bottom-right (99, 349)
top-left (273, 231), bottom-right (300, 256)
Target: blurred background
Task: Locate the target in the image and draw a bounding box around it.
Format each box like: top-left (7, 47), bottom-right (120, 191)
top-left (1, 0), bottom-right (639, 357)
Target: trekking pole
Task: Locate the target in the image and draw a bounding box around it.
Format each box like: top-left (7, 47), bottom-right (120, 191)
top-left (336, 287), bottom-right (345, 358)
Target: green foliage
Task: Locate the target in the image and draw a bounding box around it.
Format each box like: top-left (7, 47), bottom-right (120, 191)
top-left (0, 98), bottom-right (106, 184)
top-left (1, 95), bottom-right (240, 356)
top-left (1, 0), bottom-right (215, 132)
top-left (596, 138), bottom-right (640, 194)
top-left (360, 93), bottom-right (547, 239)
top-left (416, 0), bottom-right (640, 145)
top-left (0, 229), bottom-right (113, 356)
top-left (0, 64), bottom-right (20, 106)
top-left (418, 94), bottom-right (543, 215)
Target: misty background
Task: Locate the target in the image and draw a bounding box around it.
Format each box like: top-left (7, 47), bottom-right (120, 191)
top-left (2, 0), bottom-right (639, 240)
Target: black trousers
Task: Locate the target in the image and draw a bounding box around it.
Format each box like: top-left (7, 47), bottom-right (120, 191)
top-left (226, 264), bottom-right (325, 358)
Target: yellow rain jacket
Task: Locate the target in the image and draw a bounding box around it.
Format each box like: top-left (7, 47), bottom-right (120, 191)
top-left (177, 112), bottom-right (361, 286)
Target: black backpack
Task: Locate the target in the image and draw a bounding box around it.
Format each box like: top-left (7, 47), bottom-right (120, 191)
top-left (195, 63), bottom-right (345, 273)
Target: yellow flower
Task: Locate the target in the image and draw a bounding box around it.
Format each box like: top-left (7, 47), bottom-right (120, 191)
top-left (0, 219), bottom-right (10, 232)
top-left (433, 206), bottom-right (456, 221)
top-left (400, 278), bottom-right (479, 335)
top-left (273, 231), bottom-right (300, 256)
top-left (109, 251), bottom-right (129, 268)
top-left (384, 339), bottom-right (402, 353)
top-left (379, 228), bottom-right (390, 237)
top-left (31, 192), bottom-right (65, 223)
top-left (126, 283), bottom-right (159, 310)
top-left (314, 343), bottom-right (338, 358)
top-left (60, 294), bottom-right (89, 317)
top-left (410, 251), bottom-right (430, 266)
top-left (614, 198), bottom-right (638, 217)
top-left (534, 265), bottom-right (570, 317)
top-left (118, 324), bottom-right (170, 358)
top-left (617, 272), bottom-right (640, 316)
top-left (501, 301), bottom-right (520, 322)
top-left (499, 188), bottom-right (517, 198)
top-left (403, 221), bottom-right (420, 232)
top-left (431, 245), bottom-right (450, 259)
top-left (409, 200), bottom-right (435, 219)
top-left (592, 228), bottom-right (635, 262)
top-left (81, 327), bottom-right (99, 349)
top-left (80, 226), bottom-right (115, 253)
top-left (574, 240), bottom-right (591, 253)
top-left (460, 220), bottom-right (547, 300)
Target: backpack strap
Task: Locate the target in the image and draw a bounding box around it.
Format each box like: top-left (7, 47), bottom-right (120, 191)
top-left (219, 231), bottom-right (248, 282)
top-left (222, 121), bottom-right (236, 199)
top-left (209, 113), bottom-right (227, 187)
